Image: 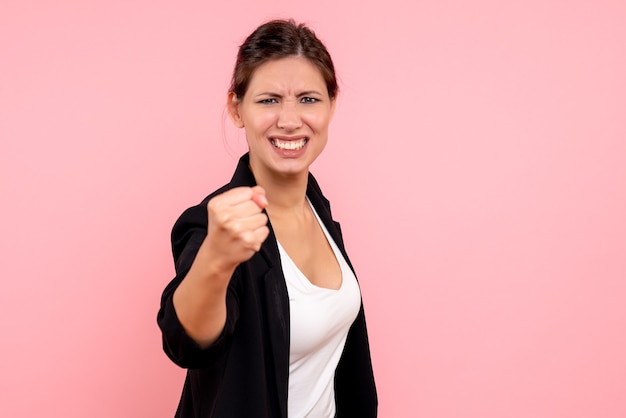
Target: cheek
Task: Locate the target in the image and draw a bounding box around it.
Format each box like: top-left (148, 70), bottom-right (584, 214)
top-left (303, 111), bottom-right (331, 132)
top-left (244, 111), bottom-right (276, 134)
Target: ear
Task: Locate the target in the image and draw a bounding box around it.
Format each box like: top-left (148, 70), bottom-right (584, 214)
top-left (227, 92), bottom-right (244, 128)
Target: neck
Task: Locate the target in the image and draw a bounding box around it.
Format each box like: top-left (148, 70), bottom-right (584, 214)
top-left (249, 161), bottom-right (309, 215)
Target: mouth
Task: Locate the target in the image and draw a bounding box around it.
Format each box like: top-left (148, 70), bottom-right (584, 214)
top-left (270, 137), bottom-right (308, 151)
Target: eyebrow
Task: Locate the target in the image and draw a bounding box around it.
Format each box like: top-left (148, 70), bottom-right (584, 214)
top-left (297, 90), bottom-right (323, 97)
top-left (253, 90), bottom-right (324, 99)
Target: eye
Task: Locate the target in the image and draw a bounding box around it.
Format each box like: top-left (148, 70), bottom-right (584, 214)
top-left (257, 98), bottom-right (278, 104)
top-left (300, 97), bottom-right (319, 104)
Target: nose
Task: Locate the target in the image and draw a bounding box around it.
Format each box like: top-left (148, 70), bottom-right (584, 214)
top-left (277, 101), bottom-right (302, 131)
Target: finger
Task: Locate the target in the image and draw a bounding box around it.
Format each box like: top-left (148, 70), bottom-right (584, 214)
top-left (223, 213), bottom-right (268, 236)
top-left (253, 225), bottom-right (270, 244)
top-left (243, 225), bottom-right (270, 252)
top-left (212, 187), bottom-right (256, 207)
top-left (250, 186), bottom-right (268, 209)
top-left (213, 200), bottom-right (265, 223)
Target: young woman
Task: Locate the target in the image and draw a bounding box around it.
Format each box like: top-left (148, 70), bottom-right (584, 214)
top-left (158, 19), bottom-right (377, 418)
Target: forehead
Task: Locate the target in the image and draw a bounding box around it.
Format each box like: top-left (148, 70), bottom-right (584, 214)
top-left (246, 56), bottom-right (327, 93)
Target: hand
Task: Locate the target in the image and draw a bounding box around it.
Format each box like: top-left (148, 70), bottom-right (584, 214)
top-left (204, 186), bottom-right (270, 270)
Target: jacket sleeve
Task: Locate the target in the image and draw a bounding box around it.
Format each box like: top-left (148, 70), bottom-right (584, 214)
top-left (157, 202), bottom-right (241, 369)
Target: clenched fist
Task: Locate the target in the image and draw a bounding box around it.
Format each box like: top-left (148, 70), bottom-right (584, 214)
top-left (205, 186), bottom-right (270, 270)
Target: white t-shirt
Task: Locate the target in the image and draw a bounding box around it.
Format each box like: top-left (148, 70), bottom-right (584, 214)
top-left (277, 202), bottom-right (361, 418)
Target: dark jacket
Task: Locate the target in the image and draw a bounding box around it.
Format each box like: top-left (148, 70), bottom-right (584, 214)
top-left (157, 154), bottom-right (377, 417)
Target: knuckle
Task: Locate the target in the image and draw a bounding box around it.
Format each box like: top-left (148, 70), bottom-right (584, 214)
top-left (207, 200), bottom-right (223, 217)
top-left (215, 212), bottom-right (231, 227)
top-left (240, 230), bottom-right (254, 245)
top-left (241, 232), bottom-right (261, 251)
top-left (229, 221), bottom-right (242, 235)
top-left (207, 195), bottom-right (222, 209)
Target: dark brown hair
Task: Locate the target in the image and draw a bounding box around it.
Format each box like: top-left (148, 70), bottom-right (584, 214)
top-left (229, 19), bottom-right (338, 100)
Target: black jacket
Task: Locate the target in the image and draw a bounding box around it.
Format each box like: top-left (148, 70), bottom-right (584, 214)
top-left (157, 154), bottom-right (377, 417)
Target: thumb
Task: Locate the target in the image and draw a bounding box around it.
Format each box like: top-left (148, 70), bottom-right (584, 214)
top-left (250, 186), bottom-right (268, 209)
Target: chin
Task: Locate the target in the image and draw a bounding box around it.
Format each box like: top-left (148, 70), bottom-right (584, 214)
top-left (271, 160), bottom-right (310, 177)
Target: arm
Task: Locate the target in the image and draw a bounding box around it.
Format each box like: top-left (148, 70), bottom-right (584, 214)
top-left (158, 186), bottom-right (269, 365)
top-left (173, 185), bottom-right (269, 347)
top-left (172, 238), bottom-right (238, 348)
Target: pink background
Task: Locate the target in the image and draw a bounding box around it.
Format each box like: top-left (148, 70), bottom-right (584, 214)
top-left (1, 1), bottom-right (625, 417)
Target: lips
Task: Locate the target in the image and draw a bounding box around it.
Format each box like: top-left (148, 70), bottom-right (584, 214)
top-left (270, 137), bottom-right (308, 151)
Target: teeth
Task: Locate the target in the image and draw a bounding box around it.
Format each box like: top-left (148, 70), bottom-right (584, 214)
top-left (271, 138), bottom-right (307, 150)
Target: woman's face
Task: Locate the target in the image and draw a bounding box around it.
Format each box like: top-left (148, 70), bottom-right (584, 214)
top-left (228, 56), bottom-right (336, 180)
